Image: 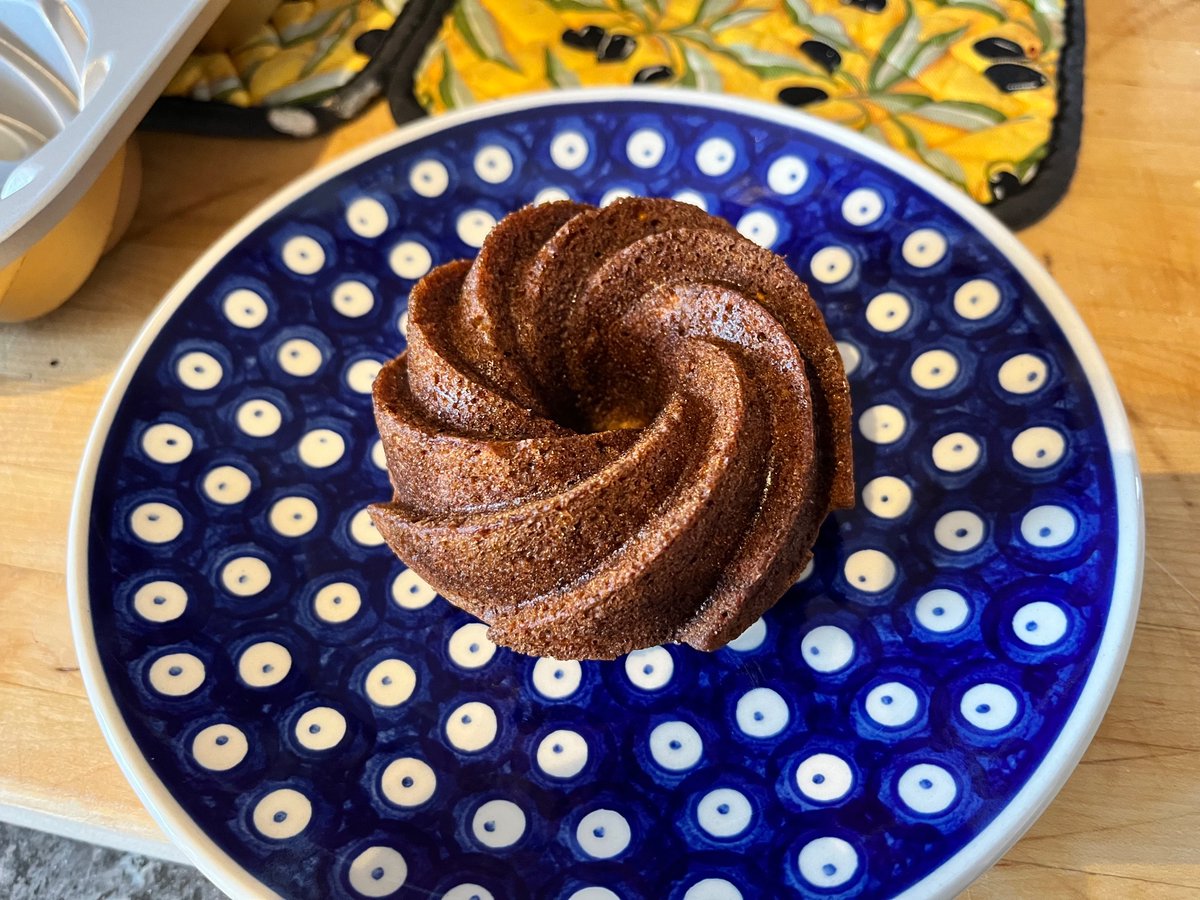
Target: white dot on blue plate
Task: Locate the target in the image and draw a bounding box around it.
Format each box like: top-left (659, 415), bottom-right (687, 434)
top-left (795, 753), bottom-right (854, 803)
top-left (364, 658), bottom-right (416, 708)
top-left (861, 476), bottom-right (912, 519)
top-left (129, 502), bottom-right (184, 544)
top-left (626, 128), bottom-right (666, 168)
top-left (576, 808), bottom-right (631, 859)
top-left (901, 228), bottom-right (947, 268)
top-left (797, 836), bottom-right (859, 889)
top-left (801, 625), bottom-right (855, 673)
top-left (191, 723), bottom-right (247, 771)
top-left (347, 846), bottom-right (407, 897)
top-left (933, 510), bottom-right (986, 553)
top-left (332, 280), bottom-right (374, 318)
top-left (140, 422), bottom-right (193, 464)
top-left (914, 588), bottom-right (970, 633)
top-left (1013, 600), bottom-right (1069, 646)
top-left (202, 465), bottom-right (252, 505)
top-left (474, 145), bottom-right (514, 184)
top-left (696, 788), bottom-right (752, 839)
top-left (409, 159), bottom-right (449, 197)
top-left (843, 549), bottom-right (897, 593)
top-left (313, 581), bottom-right (361, 624)
top-left (836, 341), bottom-right (861, 376)
top-left (175, 351), bottom-right (223, 391)
top-left (954, 278), bottom-right (1001, 320)
top-left (277, 338), bottom-right (322, 377)
top-left (672, 189), bottom-right (707, 210)
top-left (810, 246), bottom-right (854, 284)
top-left (695, 137), bottom-right (736, 176)
top-left (998, 353), bottom-right (1049, 394)
top-left (219, 555), bottom-right (271, 597)
top-left (864, 681), bottom-right (921, 728)
top-left (600, 186), bottom-right (634, 207)
top-left (566, 888), bottom-right (621, 900)
top-left (298, 428), bottom-right (346, 468)
top-left (960, 683), bottom-right (1020, 731)
top-left (648, 720), bottom-right (703, 771)
top-left (550, 131), bottom-right (588, 170)
top-left (294, 706), bottom-right (346, 752)
top-left (624, 646), bottom-right (673, 691)
top-left (683, 877), bottom-right (742, 900)
top-left (932, 432), bottom-right (981, 473)
top-left (911, 349), bottom-right (960, 390)
top-left (735, 687), bottom-right (789, 737)
top-left (350, 507), bottom-right (385, 546)
top-left (442, 884), bottom-right (494, 900)
top-left (737, 210), bottom-right (779, 249)
top-left (471, 799), bottom-right (525, 849)
top-left (766, 155), bottom-right (808, 194)
top-left (726, 617), bottom-right (767, 652)
top-left (531, 657), bottom-right (582, 699)
top-left (345, 196), bottom-right (389, 238)
top-left (148, 652), bottom-right (205, 697)
top-left (536, 728), bottom-right (589, 778)
top-left (456, 210), bottom-right (497, 248)
top-left (446, 701), bottom-right (497, 752)
top-left (1012, 426), bottom-right (1066, 469)
top-left (897, 763), bottom-right (958, 815)
top-left (235, 399), bottom-right (282, 437)
top-left (448, 622), bottom-right (496, 670)
top-left (865, 291), bottom-right (911, 333)
top-left (346, 358), bottom-right (383, 394)
top-left (842, 187), bottom-right (885, 226)
top-left (1020, 504), bottom-right (1077, 548)
top-left (281, 235), bottom-right (325, 275)
top-left (391, 568), bottom-right (436, 609)
top-left (133, 580), bottom-right (187, 623)
top-left (389, 240), bottom-right (432, 280)
top-left (222, 288), bottom-right (268, 328)
top-left (237, 641), bottom-right (291, 688)
top-left (858, 404), bottom-right (906, 444)
top-left (252, 788), bottom-right (311, 840)
top-left (371, 438), bottom-right (387, 471)
top-left (268, 495), bottom-right (318, 538)
top-left (380, 756), bottom-right (436, 806)
top-left (534, 186), bottom-right (570, 205)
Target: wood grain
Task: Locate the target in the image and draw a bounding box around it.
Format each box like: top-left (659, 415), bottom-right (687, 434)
top-left (1, 0), bottom-right (1197, 890)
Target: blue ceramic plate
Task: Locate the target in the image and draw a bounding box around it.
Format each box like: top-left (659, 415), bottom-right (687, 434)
top-left (69, 90), bottom-right (1142, 900)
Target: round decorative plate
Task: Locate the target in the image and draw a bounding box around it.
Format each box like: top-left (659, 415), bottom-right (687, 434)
top-left (69, 89), bottom-right (1141, 900)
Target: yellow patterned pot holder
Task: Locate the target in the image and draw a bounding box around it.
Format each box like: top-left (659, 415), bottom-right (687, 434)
top-left (412, 0), bottom-right (1069, 210)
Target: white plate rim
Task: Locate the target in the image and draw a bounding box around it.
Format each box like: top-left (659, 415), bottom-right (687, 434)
top-left (67, 86), bottom-right (1144, 900)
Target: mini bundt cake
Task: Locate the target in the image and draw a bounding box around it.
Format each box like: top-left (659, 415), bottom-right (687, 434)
top-left (369, 197), bottom-right (854, 660)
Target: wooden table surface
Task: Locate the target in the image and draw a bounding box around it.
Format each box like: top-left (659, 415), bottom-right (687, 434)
top-left (2, 0), bottom-right (1198, 893)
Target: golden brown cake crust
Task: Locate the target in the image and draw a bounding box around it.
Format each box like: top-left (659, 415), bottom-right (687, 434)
top-left (369, 198), bottom-right (853, 660)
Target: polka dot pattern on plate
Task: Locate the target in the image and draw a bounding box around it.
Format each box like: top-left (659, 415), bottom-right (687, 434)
top-left (576, 808), bottom-right (631, 858)
top-left (914, 589), bottom-right (971, 634)
top-left (223, 288), bottom-right (269, 328)
top-left (796, 753), bottom-right (854, 803)
top-left (281, 236), bottom-right (325, 275)
top-left (1020, 504), bottom-right (1078, 549)
top-left (865, 292), bottom-right (911, 332)
top-left (87, 100), bottom-right (1124, 900)
top-left (347, 846), bottom-right (406, 897)
top-left (252, 788), bottom-right (312, 840)
top-left (175, 351), bottom-right (223, 391)
top-left (345, 197), bottom-right (389, 238)
top-left (141, 423), bottom-right (193, 464)
top-left (537, 729), bottom-right (589, 779)
top-left (932, 433), bottom-right (982, 473)
top-left (202, 465), bottom-right (252, 505)
top-left (192, 723), bottom-right (248, 771)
